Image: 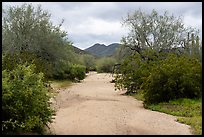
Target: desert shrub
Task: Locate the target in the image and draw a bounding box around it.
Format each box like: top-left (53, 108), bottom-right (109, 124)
top-left (143, 54), bottom-right (202, 104)
top-left (2, 63), bottom-right (55, 134)
top-left (80, 54), bottom-right (96, 72)
top-left (69, 64), bottom-right (86, 81)
top-left (96, 57), bottom-right (117, 73)
top-left (114, 52), bottom-right (155, 94)
top-left (2, 52), bottom-right (53, 79)
top-left (52, 60), bottom-right (71, 80)
top-left (52, 61), bottom-right (86, 81)
top-left (115, 52), bottom-right (202, 104)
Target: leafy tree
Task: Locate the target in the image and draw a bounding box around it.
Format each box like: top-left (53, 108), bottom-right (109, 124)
top-left (114, 44), bottom-right (132, 63)
top-left (2, 4), bottom-right (73, 78)
top-left (121, 9), bottom-right (197, 60)
top-left (3, 4), bottom-right (66, 56)
top-left (114, 9), bottom-right (202, 105)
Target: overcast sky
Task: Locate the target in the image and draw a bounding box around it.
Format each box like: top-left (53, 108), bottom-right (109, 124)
top-left (3, 2), bottom-right (202, 50)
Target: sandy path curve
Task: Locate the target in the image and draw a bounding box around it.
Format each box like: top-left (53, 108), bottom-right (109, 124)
top-left (49, 72), bottom-right (192, 135)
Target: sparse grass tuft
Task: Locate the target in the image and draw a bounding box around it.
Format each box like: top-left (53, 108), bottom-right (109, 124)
top-left (177, 116), bottom-right (202, 135)
top-left (128, 90), bottom-right (145, 101)
top-left (49, 80), bottom-right (72, 89)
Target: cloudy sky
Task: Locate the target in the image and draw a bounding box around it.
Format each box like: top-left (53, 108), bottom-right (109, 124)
top-left (3, 2), bottom-right (202, 50)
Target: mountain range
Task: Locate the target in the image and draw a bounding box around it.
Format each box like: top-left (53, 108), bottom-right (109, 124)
top-left (84, 43), bottom-right (120, 57)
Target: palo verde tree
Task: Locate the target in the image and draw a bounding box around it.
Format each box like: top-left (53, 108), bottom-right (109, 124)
top-left (121, 9), bottom-right (198, 59)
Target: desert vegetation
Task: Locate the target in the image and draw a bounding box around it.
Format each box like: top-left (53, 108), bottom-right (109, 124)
top-left (2, 3), bottom-right (202, 135)
top-left (2, 4), bottom-right (87, 134)
top-left (113, 9), bottom-right (202, 134)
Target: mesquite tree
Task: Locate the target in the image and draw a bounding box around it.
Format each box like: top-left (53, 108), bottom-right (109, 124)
top-left (3, 4), bottom-right (67, 57)
top-left (2, 4), bottom-right (74, 78)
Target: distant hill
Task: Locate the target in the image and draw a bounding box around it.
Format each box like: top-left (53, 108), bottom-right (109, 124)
top-left (71, 45), bottom-right (90, 55)
top-left (84, 43), bottom-right (120, 57)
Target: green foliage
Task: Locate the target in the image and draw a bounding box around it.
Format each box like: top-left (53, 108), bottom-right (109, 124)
top-left (121, 9), bottom-right (197, 54)
top-left (114, 52), bottom-right (156, 94)
top-left (115, 52), bottom-right (201, 104)
top-left (146, 98), bottom-right (201, 117)
top-left (143, 54), bottom-right (202, 104)
top-left (177, 116), bottom-right (202, 135)
top-left (96, 57), bottom-right (117, 73)
top-left (2, 51), bottom-right (53, 79)
top-left (116, 9), bottom-right (202, 104)
top-left (114, 9), bottom-right (202, 135)
top-left (52, 60), bottom-right (86, 81)
top-left (114, 44), bottom-right (132, 63)
top-left (69, 64), bottom-right (86, 81)
top-left (52, 60), bottom-right (72, 80)
top-left (2, 4), bottom-right (77, 80)
top-left (3, 4), bottom-right (67, 58)
top-left (2, 63), bottom-right (55, 134)
top-left (80, 54), bottom-right (96, 72)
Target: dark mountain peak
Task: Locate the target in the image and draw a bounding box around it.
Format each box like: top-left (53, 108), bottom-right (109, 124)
top-left (95, 43), bottom-right (105, 45)
top-left (92, 43), bottom-right (106, 47)
top-left (84, 43), bottom-right (120, 57)
top-left (85, 43), bottom-right (106, 52)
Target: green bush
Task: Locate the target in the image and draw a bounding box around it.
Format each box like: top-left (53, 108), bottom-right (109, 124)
top-left (80, 54), bottom-right (96, 72)
top-left (2, 64), bottom-right (55, 134)
top-left (96, 57), bottom-right (116, 73)
top-left (52, 61), bottom-right (86, 81)
top-left (115, 52), bottom-right (202, 104)
top-left (2, 52), bottom-right (53, 79)
top-left (52, 60), bottom-right (71, 80)
top-left (70, 64), bottom-right (86, 81)
top-left (143, 54), bottom-right (202, 104)
top-left (114, 53), bottom-right (154, 94)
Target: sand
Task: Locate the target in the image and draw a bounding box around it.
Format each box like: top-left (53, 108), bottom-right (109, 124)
top-left (48, 72), bottom-right (192, 135)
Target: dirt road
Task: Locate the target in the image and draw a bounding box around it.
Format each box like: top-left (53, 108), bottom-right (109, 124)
top-left (48, 72), bottom-right (192, 135)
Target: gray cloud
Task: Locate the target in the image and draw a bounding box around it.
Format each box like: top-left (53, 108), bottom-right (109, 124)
top-left (3, 2), bottom-right (202, 50)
